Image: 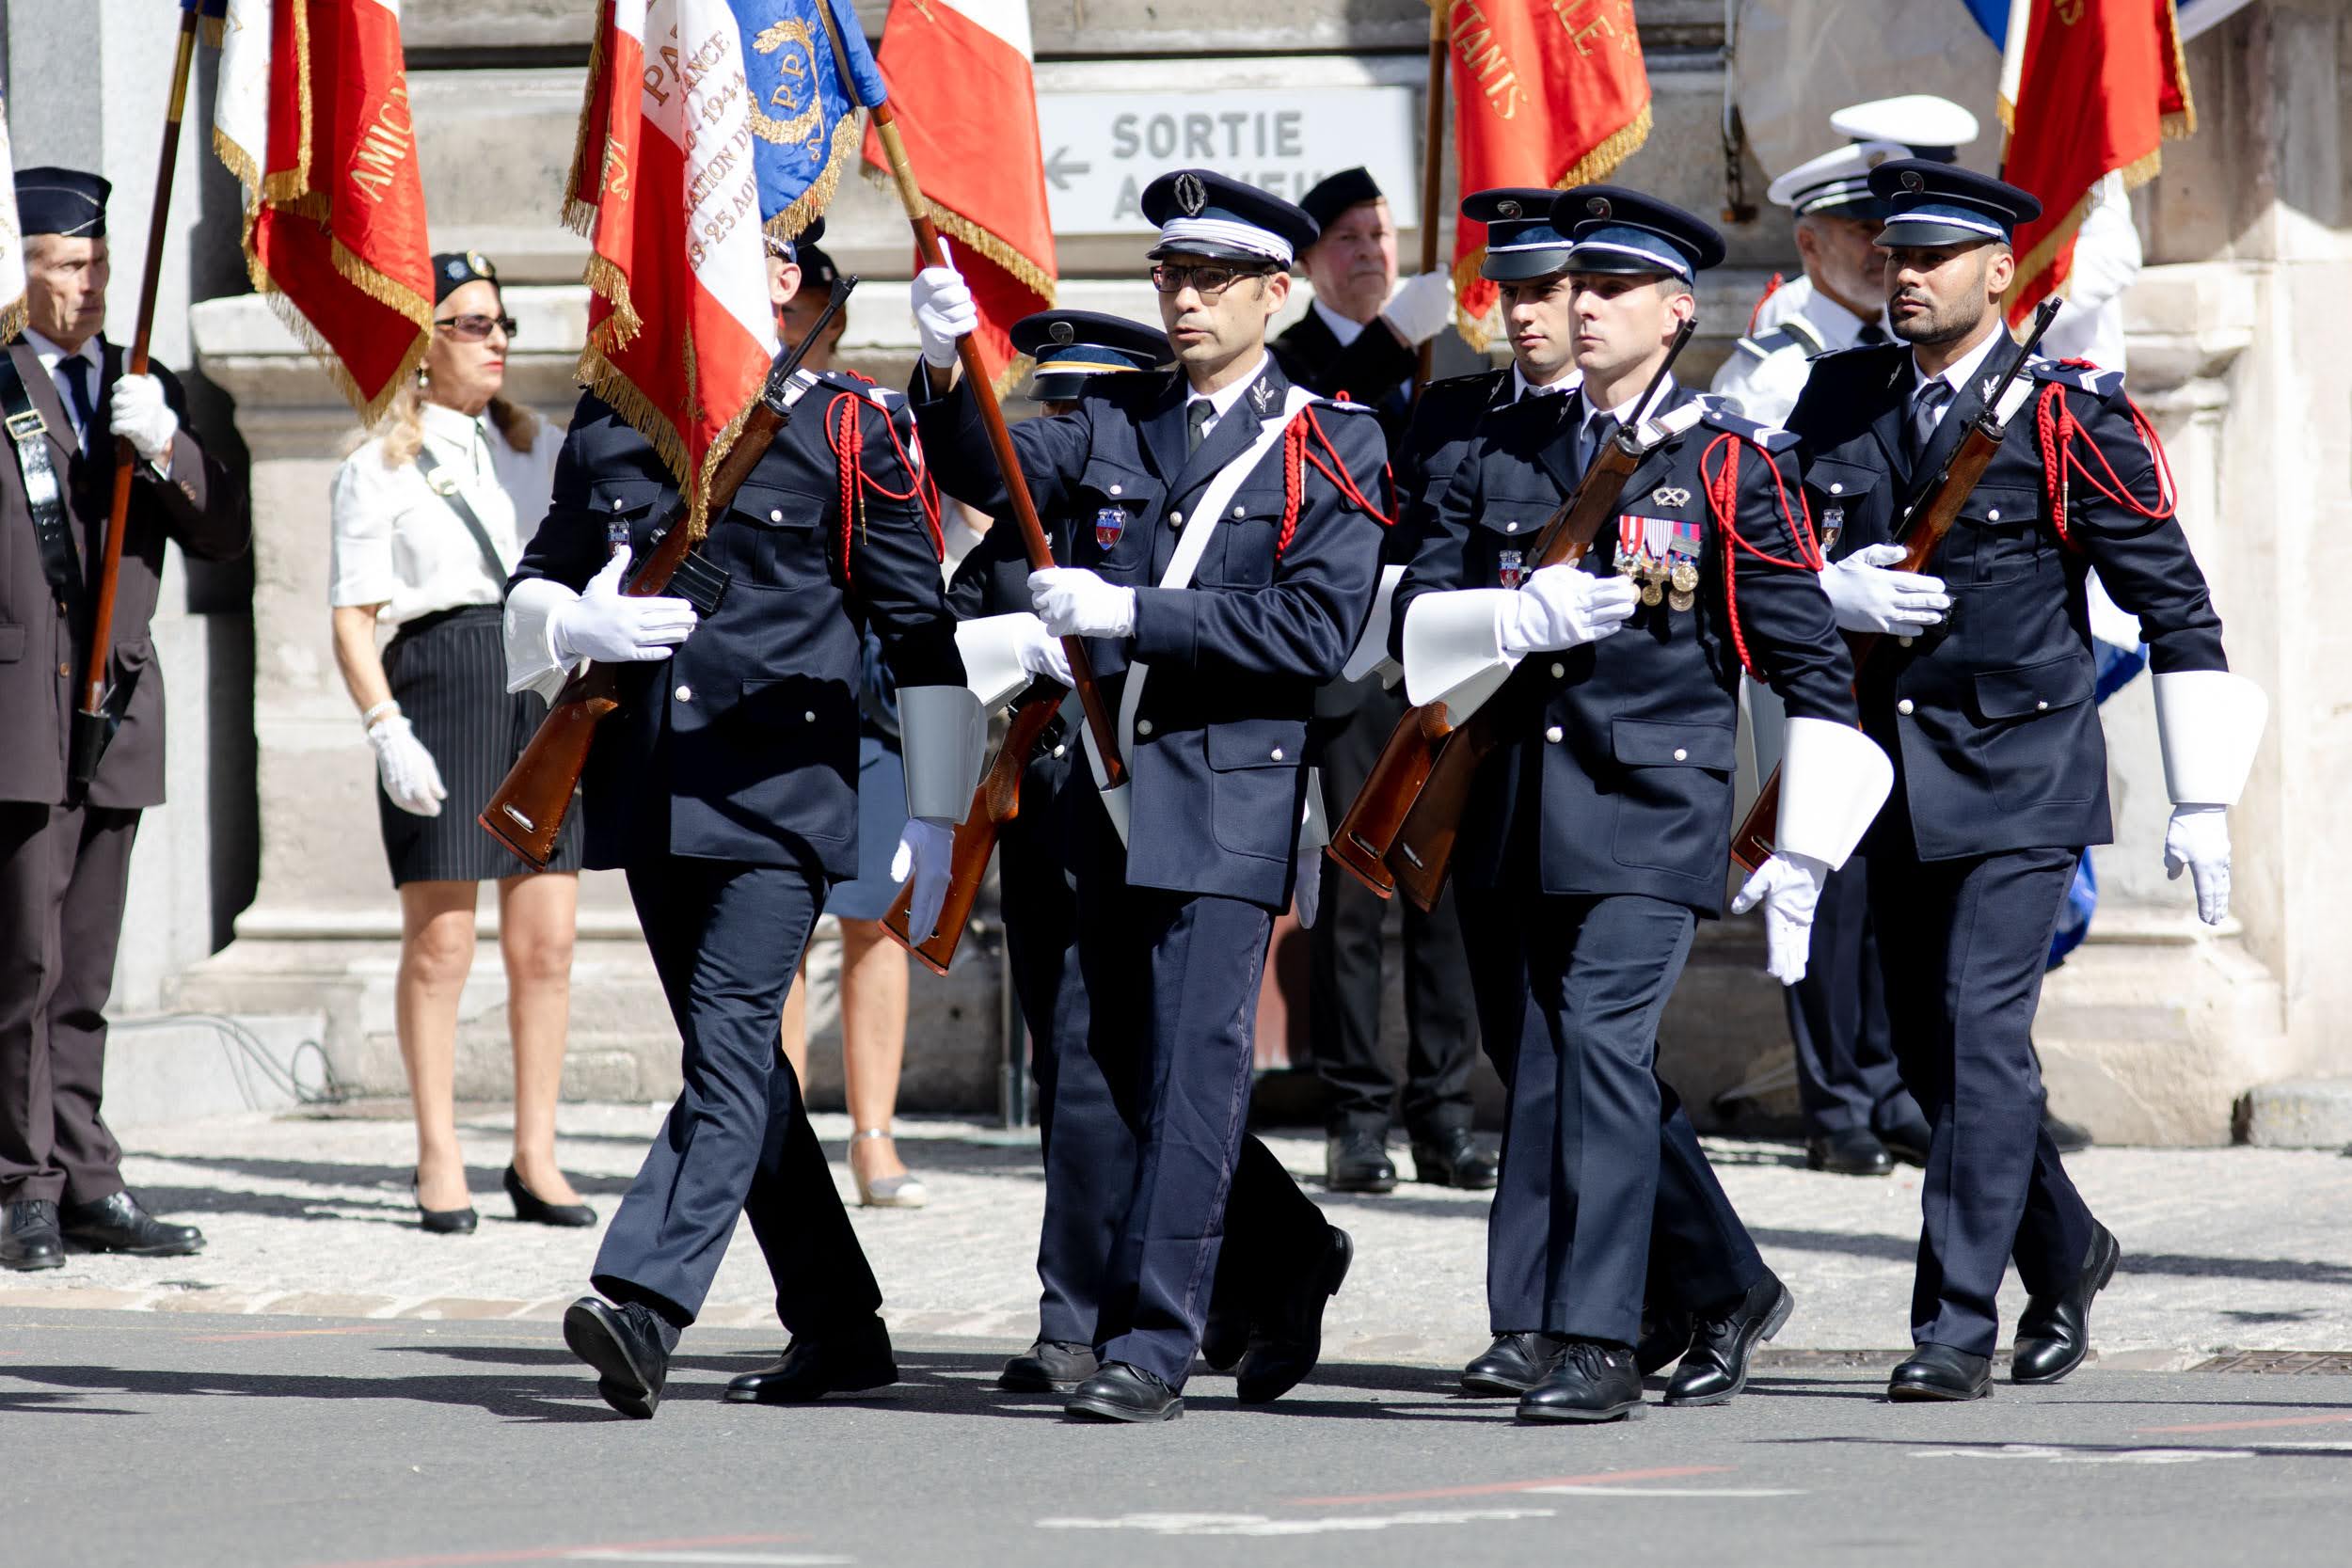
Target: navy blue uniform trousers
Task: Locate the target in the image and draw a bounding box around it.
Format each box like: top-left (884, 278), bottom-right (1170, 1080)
top-left (591, 855), bottom-right (882, 1334)
top-left (1785, 852), bottom-right (1915, 1135)
top-left (1459, 890), bottom-right (1762, 1344)
top-left (1868, 830), bottom-right (2094, 1355)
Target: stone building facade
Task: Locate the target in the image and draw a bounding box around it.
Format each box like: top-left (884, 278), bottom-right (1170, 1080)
top-left (3, 0), bottom-right (2344, 1139)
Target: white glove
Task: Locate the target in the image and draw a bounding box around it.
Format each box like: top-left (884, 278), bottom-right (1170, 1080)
top-left (911, 245), bottom-right (977, 371)
top-left (2163, 802), bottom-right (2232, 926)
top-left (1016, 614), bottom-right (1073, 686)
top-left (1498, 564), bottom-right (1640, 655)
top-left (1730, 850), bottom-right (1832, 986)
top-left (1379, 270), bottom-right (1456, 347)
top-left (1029, 567), bottom-right (1137, 640)
top-left (548, 546), bottom-right (698, 664)
top-left (1820, 543), bottom-right (1950, 635)
top-left (109, 372), bottom-right (179, 462)
top-left (890, 816), bottom-right (957, 942)
top-left (366, 714), bottom-right (447, 817)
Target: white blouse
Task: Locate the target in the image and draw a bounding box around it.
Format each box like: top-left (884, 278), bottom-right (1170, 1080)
top-left (328, 401), bottom-right (559, 627)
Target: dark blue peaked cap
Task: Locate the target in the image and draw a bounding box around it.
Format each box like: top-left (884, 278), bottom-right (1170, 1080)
top-left (1462, 187), bottom-right (1576, 282)
top-left (1553, 185), bottom-right (1726, 281)
top-left (15, 167), bottom-right (109, 239)
top-left (1869, 159), bottom-right (2042, 248)
top-left (1013, 309), bottom-right (1168, 403)
top-left (1142, 169), bottom-right (1318, 266)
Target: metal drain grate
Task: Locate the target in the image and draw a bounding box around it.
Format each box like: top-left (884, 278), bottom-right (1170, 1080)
top-left (2191, 1351), bottom-right (2352, 1374)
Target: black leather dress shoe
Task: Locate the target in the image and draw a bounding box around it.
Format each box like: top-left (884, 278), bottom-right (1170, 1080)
top-left (1518, 1339), bottom-right (1645, 1423)
top-left (2012, 1222), bottom-right (2120, 1385)
top-left (1066, 1361), bottom-right (1183, 1422)
top-left (2042, 1108), bottom-right (2093, 1155)
top-left (1410, 1127), bottom-right (1500, 1189)
top-left (59, 1190), bottom-right (205, 1256)
top-left (1636, 1307), bottom-right (1693, 1377)
top-left (1199, 1307), bottom-right (1247, 1372)
top-left (1888, 1342), bottom-right (1993, 1402)
top-left (1461, 1332), bottom-right (1566, 1397)
top-left (1806, 1127), bottom-right (1896, 1177)
top-left (1236, 1225), bottom-right (1353, 1403)
top-left (726, 1317), bottom-right (898, 1404)
top-left (504, 1165), bottom-right (596, 1227)
top-left (1665, 1272), bottom-right (1794, 1406)
top-left (1, 1199), bottom-right (64, 1272)
top-left (1877, 1104), bottom-right (1935, 1168)
top-left (1000, 1338), bottom-right (1100, 1392)
top-left (564, 1296), bottom-right (674, 1419)
top-left (1325, 1131), bottom-right (1397, 1194)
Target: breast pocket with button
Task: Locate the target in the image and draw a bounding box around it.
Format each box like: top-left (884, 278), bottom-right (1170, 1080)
top-left (1470, 488), bottom-right (1559, 587)
top-left (1074, 455), bottom-right (1152, 578)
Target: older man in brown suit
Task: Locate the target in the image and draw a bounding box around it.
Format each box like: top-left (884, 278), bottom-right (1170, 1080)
top-left (0, 167), bottom-right (248, 1270)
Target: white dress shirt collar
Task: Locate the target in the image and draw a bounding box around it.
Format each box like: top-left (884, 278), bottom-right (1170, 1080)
top-left (1578, 373), bottom-right (1676, 439)
top-left (24, 327), bottom-right (101, 377)
top-left (1512, 364), bottom-right (1579, 404)
top-left (1798, 288), bottom-right (1886, 352)
top-left (1310, 297), bottom-right (1370, 349)
top-left (1184, 352), bottom-right (1272, 423)
top-left (1913, 326), bottom-right (2005, 405)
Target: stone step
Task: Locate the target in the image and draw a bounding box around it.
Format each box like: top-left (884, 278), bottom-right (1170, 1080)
top-left (2238, 1081), bottom-right (2352, 1150)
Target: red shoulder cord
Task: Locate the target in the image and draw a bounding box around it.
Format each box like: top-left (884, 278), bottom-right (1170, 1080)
top-left (823, 388), bottom-right (945, 581)
top-left (2032, 364), bottom-right (2176, 554)
top-left (1745, 273), bottom-right (1785, 337)
top-left (1277, 404), bottom-right (1394, 559)
top-left (1700, 432), bottom-right (1824, 679)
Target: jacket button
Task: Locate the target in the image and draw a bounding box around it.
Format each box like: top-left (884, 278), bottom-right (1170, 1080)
top-left (1269, 747), bottom-right (1284, 761)
top-left (1505, 520), bottom-right (1519, 532)
top-left (1109, 483), bottom-right (1122, 496)
top-left (1897, 698), bottom-right (1915, 716)
top-left (1673, 747), bottom-right (1688, 761)
top-left (1137, 719), bottom-right (1154, 736)
top-left (1232, 505), bottom-right (1245, 518)
top-left (1052, 744), bottom-right (1067, 759)
top-left (1987, 508), bottom-right (2003, 522)
top-left (2035, 699), bottom-right (2049, 710)
top-left (1168, 510), bottom-right (1184, 527)
top-left (1898, 635), bottom-right (1914, 647)
top-left (59, 662), bottom-right (71, 677)
top-left (769, 508), bottom-right (784, 522)
top-left (1549, 662), bottom-right (1565, 678)
top-left (1829, 482), bottom-right (1844, 495)
top-left (611, 497), bottom-right (625, 510)
top-left (675, 685), bottom-right (691, 702)
top-left (1544, 724), bottom-right (1564, 743)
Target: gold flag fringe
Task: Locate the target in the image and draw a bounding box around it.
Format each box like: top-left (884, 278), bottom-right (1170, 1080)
top-left (923, 202), bottom-right (1057, 305)
top-left (766, 110), bottom-right (865, 245)
top-left (562, 8), bottom-right (612, 237)
top-left (0, 297), bottom-right (26, 346)
top-left (2165, 4), bottom-right (2198, 140)
top-left (2004, 145), bottom-right (2165, 323)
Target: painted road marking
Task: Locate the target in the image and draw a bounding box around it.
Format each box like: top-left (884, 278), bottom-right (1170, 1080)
top-left (1038, 1509), bottom-right (1557, 1537)
top-left (1910, 1445), bottom-right (2254, 1465)
top-left (1524, 1485), bottom-right (1808, 1497)
top-left (1290, 1466), bottom-right (1730, 1506)
top-left (306, 1535), bottom-right (824, 1568)
top-left (565, 1555), bottom-right (849, 1565)
top-left (2137, 1413), bottom-right (2352, 1435)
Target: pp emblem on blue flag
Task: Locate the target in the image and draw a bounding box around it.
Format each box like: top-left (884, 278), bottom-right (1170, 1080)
top-left (728, 0), bottom-right (890, 242)
top-left (1095, 506), bottom-right (1127, 550)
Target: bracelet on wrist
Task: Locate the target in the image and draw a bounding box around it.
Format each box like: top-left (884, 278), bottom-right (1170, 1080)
top-left (362, 700), bottom-right (401, 731)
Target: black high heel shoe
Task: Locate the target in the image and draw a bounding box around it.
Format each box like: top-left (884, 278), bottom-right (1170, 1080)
top-left (411, 1172), bottom-right (478, 1235)
top-left (504, 1164), bottom-right (597, 1227)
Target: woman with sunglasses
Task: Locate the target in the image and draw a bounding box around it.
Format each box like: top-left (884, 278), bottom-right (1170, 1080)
top-left (326, 251), bottom-right (594, 1235)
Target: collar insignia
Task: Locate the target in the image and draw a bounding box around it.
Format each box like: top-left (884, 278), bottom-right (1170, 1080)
top-left (1248, 377), bottom-right (1276, 414)
top-left (1979, 377), bottom-right (2000, 403)
top-left (1651, 485), bottom-right (1692, 508)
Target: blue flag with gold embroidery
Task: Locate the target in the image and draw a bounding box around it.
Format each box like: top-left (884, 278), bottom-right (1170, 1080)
top-left (727, 0), bottom-right (888, 242)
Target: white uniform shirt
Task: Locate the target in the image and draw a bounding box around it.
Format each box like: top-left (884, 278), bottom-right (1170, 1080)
top-left (2038, 171), bottom-right (2139, 372)
top-left (1710, 286), bottom-right (1885, 427)
top-left (329, 401), bottom-right (558, 627)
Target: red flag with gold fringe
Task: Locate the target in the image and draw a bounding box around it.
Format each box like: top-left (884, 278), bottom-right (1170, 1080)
top-left (1439, 0), bottom-right (1652, 345)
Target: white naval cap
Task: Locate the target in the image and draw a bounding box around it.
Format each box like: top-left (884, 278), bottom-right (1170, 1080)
top-left (1767, 140), bottom-right (1910, 217)
top-left (1828, 95), bottom-right (1981, 163)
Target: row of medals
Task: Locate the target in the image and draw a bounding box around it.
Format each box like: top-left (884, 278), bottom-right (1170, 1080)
top-left (1616, 548), bottom-right (1700, 612)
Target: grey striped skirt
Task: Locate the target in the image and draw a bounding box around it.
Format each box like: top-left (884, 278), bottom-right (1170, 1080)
top-left (378, 603), bottom-right (583, 885)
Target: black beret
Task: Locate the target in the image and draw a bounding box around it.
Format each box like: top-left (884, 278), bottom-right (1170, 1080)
top-left (15, 167), bottom-right (109, 239)
top-left (1298, 167), bottom-right (1384, 235)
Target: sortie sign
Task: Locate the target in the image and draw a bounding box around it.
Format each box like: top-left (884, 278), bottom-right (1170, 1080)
top-left (1035, 86), bottom-right (1422, 236)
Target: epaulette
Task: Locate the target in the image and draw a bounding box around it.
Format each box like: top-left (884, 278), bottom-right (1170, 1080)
top-left (1693, 394), bottom-right (1799, 451)
top-left (1732, 316), bottom-right (1827, 364)
top-left (2027, 356), bottom-right (2126, 402)
top-left (810, 366), bottom-right (901, 411)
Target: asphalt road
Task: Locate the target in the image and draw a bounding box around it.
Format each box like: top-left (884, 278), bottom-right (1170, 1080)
top-left (7, 1308), bottom-right (2352, 1568)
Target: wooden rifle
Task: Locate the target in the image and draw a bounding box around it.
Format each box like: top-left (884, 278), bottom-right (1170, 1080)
top-left (1728, 296), bottom-right (2064, 872)
top-left (1327, 320), bottom-right (1696, 909)
top-left (476, 277), bottom-right (856, 868)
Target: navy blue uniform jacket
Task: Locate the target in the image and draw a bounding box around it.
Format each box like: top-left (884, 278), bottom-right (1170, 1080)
top-left (915, 356), bottom-right (1390, 910)
top-left (512, 377), bottom-right (962, 878)
top-left (1786, 343), bottom-right (2226, 862)
top-left (1392, 384), bottom-right (1857, 914)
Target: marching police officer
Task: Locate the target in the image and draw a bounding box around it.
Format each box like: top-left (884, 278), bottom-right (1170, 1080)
top-left (1394, 185), bottom-right (1890, 1421)
top-left (941, 308), bottom-right (1167, 1393)
top-left (1277, 167), bottom-right (1489, 1196)
top-left (1784, 161), bottom-right (2259, 1401)
top-left (912, 168), bottom-right (1388, 1421)
top-left (507, 230), bottom-right (977, 1419)
top-left (1, 168), bottom-right (246, 1270)
top-left (1711, 139), bottom-right (1931, 1179)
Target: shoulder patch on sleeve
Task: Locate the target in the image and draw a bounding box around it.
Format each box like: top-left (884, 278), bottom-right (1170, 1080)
top-left (1693, 394), bottom-right (1799, 451)
top-left (2028, 356), bottom-right (2126, 401)
top-left (812, 367), bottom-right (899, 410)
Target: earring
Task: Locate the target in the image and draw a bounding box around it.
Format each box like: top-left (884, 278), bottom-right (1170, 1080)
top-left (417, 364), bottom-right (430, 388)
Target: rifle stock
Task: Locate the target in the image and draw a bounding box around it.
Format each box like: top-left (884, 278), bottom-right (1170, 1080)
top-left (1338, 323), bottom-right (1696, 911)
top-left (478, 281), bottom-right (856, 868)
top-left (1727, 300), bottom-right (2062, 872)
top-left (881, 682), bottom-right (1064, 974)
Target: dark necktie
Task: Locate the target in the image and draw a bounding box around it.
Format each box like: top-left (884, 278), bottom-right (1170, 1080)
top-left (58, 356), bottom-right (97, 451)
top-left (1580, 412), bottom-right (1619, 480)
top-left (1906, 378), bottom-right (1950, 465)
top-left (1185, 399), bottom-right (1214, 456)
top-left (1856, 321), bottom-right (1889, 346)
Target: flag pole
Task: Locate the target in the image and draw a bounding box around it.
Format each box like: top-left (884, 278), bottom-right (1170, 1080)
top-left (814, 5), bottom-right (1129, 797)
top-left (70, 1), bottom-right (201, 796)
top-left (1416, 1), bottom-right (1449, 392)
